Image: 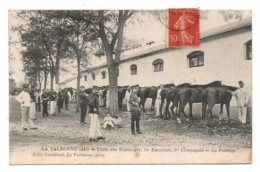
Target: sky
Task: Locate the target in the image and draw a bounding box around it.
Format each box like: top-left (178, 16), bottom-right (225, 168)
top-left (9, 10), bottom-right (252, 85)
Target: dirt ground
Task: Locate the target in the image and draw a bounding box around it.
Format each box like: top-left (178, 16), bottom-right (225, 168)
top-left (9, 96), bottom-right (252, 151)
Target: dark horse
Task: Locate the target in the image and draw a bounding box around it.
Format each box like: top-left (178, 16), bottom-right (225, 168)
top-left (138, 86), bottom-right (158, 113)
top-left (162, 83), bottom-right (191, 119)
top-left (118, 86), bottom-right (128, 110)
top-left (177, 81), bottom-right (222, 121)
top-left (201, 85), bottom-right (238, 121)
top-left (100, 85), bottom-right (127, 110)
top-left (63, 87), bottom-right (74, 96)
top-left (139, 83), bottom-right (175, 113)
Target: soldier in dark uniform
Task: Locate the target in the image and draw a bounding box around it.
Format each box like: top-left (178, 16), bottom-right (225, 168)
top-left (41, 90), bottom-right (49, 117)
top-left (29, 88), bottom-right (36, 103)
top-left (29, 88), bottom-right (36, 120)
top-left (64, 89), bottom-right (69, 110)
top-left (79, 86), bottom-right (88, 125)
top-left (57, 88), bottom-right (64, 114)
top-left (35, 89), bottom-right (41, 112)
top-left (129, 86), bottom-right (143, 135)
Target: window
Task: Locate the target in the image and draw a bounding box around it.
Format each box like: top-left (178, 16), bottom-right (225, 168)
top-left (92, 73), bottom-right (95, 80)
top-left (188, 51), bottom-right (204, 68)
top-left (130, 64), bottom-right (137, 75)
top-left (102, 71), bottom-right (106, 79)
top-left (117, 68), bottom-right (119, 77)
top-left (152, 59), bottom-right (163, 72)
top-left (84, 75), bottom-right (87, 81)
top-left (245, 40), bottom-right (252, 60)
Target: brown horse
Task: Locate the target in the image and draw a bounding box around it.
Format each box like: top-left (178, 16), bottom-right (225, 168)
top-left (138, 83), bottom-right (175, 114)
top-left (118, 86), bottom-right (128, 110)
top-left (138, 86), bottom-right (158, 113)
top-left (177, 81), bottom-right (222, 120)
top-left (201, 85), bottom-right (238, 121)
top-left (162, 83), bottom-right (191, 119)
top-left (154, 83), bottom-right (176, 117)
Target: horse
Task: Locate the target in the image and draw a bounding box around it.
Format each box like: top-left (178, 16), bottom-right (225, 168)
top-left (138, 83), bottom-right (175, 114)
top-left (138, 86), bottom-right (157, 113)
top-left (177, 81), bottom-right (222, 121)
top-left (118, 86), bottom-right (128, 110)
top-left (201, 85), bottom-right (238, 121)
top-left (162, 83), bottom-right (191, 119)
top-left (100, 85), bottom-right (127, 110)
top-left (159, 84), bottom-right (178, 118)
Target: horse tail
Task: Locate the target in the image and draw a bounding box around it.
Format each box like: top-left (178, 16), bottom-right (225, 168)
top-left (201, 88), bottom-right (208, 98)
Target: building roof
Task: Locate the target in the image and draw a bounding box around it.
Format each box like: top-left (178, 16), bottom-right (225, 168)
top-left (200, 17), bottom-right (251, 39)
top-left (59, 76), bottom-right (77, 84)
top-left (83, 17), bottom-right (252, 72)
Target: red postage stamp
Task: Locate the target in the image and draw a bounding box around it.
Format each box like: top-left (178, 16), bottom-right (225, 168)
top-left (168, 8), bottom-right (200, 47)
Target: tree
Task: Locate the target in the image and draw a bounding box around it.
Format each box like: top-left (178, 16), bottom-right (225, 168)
top-left (15, 11), bottom-right (71, 90)
top-left (218, 10), bottom-right (244, 22)
top-left (56, 11), bottom-right (98, 112)
top-left (97, 10), bottom-right (135, 116)
top-left (21, 45), bottom-right (49, 90)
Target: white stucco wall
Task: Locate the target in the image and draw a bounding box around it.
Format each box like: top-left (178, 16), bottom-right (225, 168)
top-left (63, 26), bottom-right (252, 91)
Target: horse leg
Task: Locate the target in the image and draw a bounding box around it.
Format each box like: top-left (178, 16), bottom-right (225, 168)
top-left (177, 96), bottom-right (188, 124)
top-left (159, 98), bottom-right (164, 118)
top-left (165, 100), bottom-right (170, 120)
top-left (170, 103), bottom-right (175, 120)
top-left (174, 102), bottom-right (179, 117)
top-left (139, 98), bottom-right (145, 113)
top-left (202, 102), bottom-right (208, 127)
top-left (151, 98), bottom-right (156, 111)
top-left (207, 103), bottom-right (215, 119)
top-left (202, 102), bottom-right (207, 120)
top-left (119, 99), bottom-right (122, 110)
top-left (219, 103), bottom-right (224, 121)
top-left (142, 98), bottom-right (146, 114)
top-left (226, 101), bottom-right (230, 122)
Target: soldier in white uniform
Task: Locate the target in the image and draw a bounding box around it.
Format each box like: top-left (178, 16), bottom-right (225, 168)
top-left (228, 81), bottom-right (249, 124)
top-left (15, 84), bottom-right (37, 131)
top-left (156, 84), bottom-right (163, 117)
top-left (124, 87), bottom-right (131, 112)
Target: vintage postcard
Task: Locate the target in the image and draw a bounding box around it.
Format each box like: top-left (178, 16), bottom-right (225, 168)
top-left (9, 9), bottom-right (252, 164)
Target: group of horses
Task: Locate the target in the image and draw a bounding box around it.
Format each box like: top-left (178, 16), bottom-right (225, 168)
top-left (64, 81), bottom-right (238, 123)
top-left (160, 81), bottom-right (238, 122)
top-left (136, 81), bottom-right (238, 123)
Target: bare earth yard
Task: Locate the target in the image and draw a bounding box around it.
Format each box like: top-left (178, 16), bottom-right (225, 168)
top-left (9, 96), bottom-right (252, 151)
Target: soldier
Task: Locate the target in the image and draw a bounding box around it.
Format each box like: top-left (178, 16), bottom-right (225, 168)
top-left (49, 89), bottom-right (57, 115)
top-left (124, 86), bottom-right (131, 112)
top-left (64, 89), bottom-right (69, 110)
top-left (29, 88), bottom-right (36, 120)
top-left (156, 84), bottom-right (164, 117)
top-left (98, 88), bottom-right (104, 107)
top-left (129, 86), bottom-right (143, 135)
top-left (15, 84), bottom-right (37, 130)
top-left (228, 81), bottom-right (250, 124)
top-left (88, 86), bottom-right (105, 142)
top-left (41, 90), bottom-right (49, 117)
top-left (57, 88), bottom-right (64, 114)
top-left (79, 86), bottom-right (88, 125)
top-left (35, 89), bottom-right (41, 112)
